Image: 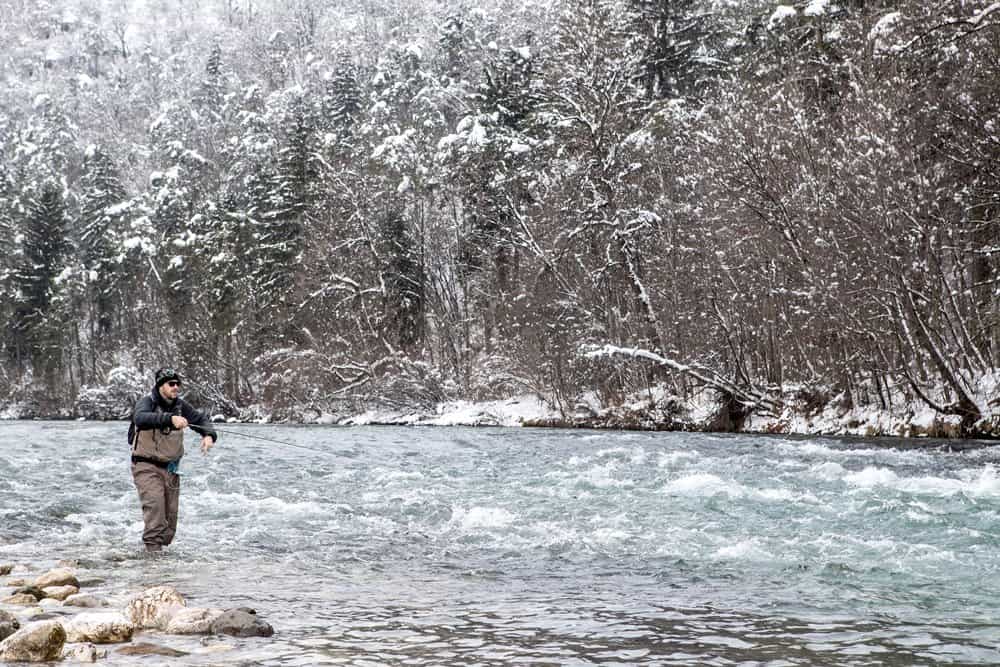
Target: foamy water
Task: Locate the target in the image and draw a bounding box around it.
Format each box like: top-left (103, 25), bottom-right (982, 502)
top-left (2, 423), bottom-right (999, 665)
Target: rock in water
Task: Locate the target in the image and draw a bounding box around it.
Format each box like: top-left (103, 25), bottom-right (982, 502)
top-left (166, 607), bottom-right (224, 635)
top-left (125, 585), bottom-right (186, 630)
top-left (0, 565), bottom-right (12, 576)
top-left (196, 640), bottom-right (236, 654)
top-left (0, 620), bottom-right (66, 662)
top-left (27, 613), bottom-right (66, 623)
top-left (1, 593), bottom-right (40, 606)
top-left (63, 612), bottom-right (136, 644)
top-left (63, 643), bottom-right (107, 663)
top-left (12, 586), bottom-right (45, 601)
top-left (0, 611), bottom-right (20, 641)
top-left (34, 567), bottom-right (79, 589)
top-left (42, 585), bottom-right (79, 601)
top-left (209, 609), bottom-right (274, 637)
top-left (64, 593), bottom-right (107, 608)
top-left (116, 642), bottom-right (189, 657)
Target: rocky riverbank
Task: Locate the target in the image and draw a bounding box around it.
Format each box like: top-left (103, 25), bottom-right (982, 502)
top-left (0, 562), bottom-right (273, 663)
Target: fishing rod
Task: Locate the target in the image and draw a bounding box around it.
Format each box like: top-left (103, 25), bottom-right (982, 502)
top-left (202, 425), bottom-right (339, 458)
top-left (159, 376), bottom-right (339, 458)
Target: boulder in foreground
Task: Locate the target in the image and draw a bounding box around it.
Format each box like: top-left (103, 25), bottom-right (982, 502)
top-left (0, 620), bottom-right (66, 662)
top-left (0, 611), bottom-right (19, 642)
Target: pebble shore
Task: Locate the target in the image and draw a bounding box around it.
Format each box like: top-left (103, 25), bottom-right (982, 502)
top-left (0, 561), bottom-right (273, 663)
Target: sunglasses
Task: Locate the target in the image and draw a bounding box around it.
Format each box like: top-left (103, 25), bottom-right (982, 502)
top-left (166, 380), bottom-right (181, 387)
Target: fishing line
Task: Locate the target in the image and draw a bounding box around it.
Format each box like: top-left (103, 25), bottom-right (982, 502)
top-left (205, 426), bottom-right (339, 458)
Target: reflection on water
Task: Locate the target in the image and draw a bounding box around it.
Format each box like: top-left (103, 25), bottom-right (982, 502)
top-left (1, 422), bottom-right (999, 665)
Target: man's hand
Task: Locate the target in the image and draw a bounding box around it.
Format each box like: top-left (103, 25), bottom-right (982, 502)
top-left (171, 415), bottom-right (189, 430)
top-left (200, 436), bottom-right (214, 455)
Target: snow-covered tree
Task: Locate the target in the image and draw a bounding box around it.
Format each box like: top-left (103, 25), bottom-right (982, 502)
top-left (8, 182), bottom-right (71, 387)
top-left (627, 0), bottom-right (727, 100)
top-left (0, 0), bottom-right (995, 430)
top-left (76, 144), bottom-right (130, 378)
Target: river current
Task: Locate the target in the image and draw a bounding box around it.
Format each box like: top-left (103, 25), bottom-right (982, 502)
top-left (1, 422), bottom-right (999, 665)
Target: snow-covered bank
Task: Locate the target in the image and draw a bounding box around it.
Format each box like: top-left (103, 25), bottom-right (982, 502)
top-left (2, 387), bottom-right (997, 441)
top-left (340, 395), bottom-right (553, 428)
top-left (318, 388), bottom-right (1000, 440)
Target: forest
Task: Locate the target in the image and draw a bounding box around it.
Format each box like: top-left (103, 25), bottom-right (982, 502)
top-left (0, 0), bottom-right (998, 434)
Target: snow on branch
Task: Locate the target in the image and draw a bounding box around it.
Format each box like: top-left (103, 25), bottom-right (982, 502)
top-left (971, 3), bottom-right (1000, 26)
top-left (585, 344), bottom-right (781, 413)
top-left (893, 3), bottom-right (1000, 54)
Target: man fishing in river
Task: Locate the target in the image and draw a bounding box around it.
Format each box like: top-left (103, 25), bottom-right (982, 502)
top-left (128, 368), bottom-right (218, 552)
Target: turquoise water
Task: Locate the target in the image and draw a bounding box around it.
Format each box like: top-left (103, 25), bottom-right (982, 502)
top-left (1, 422), bottom-right (999, 665)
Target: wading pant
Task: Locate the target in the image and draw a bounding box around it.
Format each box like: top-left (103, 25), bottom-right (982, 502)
top-left (131, 462), bottom-right (180, 549)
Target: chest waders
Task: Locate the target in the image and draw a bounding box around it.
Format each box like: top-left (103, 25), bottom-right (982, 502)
top-left (130, 404), bottom-right (184, 551)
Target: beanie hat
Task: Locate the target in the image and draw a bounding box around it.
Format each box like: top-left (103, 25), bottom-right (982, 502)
top-left (154, 367), bottom-right (182, 388)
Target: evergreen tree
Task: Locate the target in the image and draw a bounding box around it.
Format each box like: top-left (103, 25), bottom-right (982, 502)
top-left (322, 53), bottom-right (363, 139)
top-left (360, 40), bottom-right (440, 352)
top-left (261, 30), bottom-right (292, 91)
top-left (0, 160), bottom-right (17, 377)
top-left (8, 182), bottom-right (71, 387)
top-left (79, 145), bottom-right (128, 341)
top-left (0, 159), bottom-right (15, 270)
top-left (745, 0), bottom-right (859, 113)
top-left (197, 42), bottom-right (226, 113)
top-left (21, 96), bottom-right (76, 183)
top-left (449, 42), bottom-right (539, 348)
top-left (380, 205), bottom-right (425, 351)
top-left (252, 93), bottom-right (319, 346)
top-left (627, 0), bottom-right (726, 100)
top-left (438, 11), bottom-right (467, 83)
top-left (266, 100), bottom-right (314, 281)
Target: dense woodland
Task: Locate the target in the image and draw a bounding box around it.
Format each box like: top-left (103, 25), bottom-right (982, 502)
top-left (0, 0), bottom-right (998, 431)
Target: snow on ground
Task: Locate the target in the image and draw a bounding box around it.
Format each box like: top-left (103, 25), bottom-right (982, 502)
top-left (340, 395), bottom-right (554, 427)
top-left (747, 397), bottom-right (968, 438)
top-left (0, 403), bottom-right (27, 420)
top-left (4, 375), bottom-right (996, 439)
top-left (336, 383), bottom-right (997, 439)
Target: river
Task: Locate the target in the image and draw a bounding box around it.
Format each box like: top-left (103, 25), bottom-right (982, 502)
top-left (1, 422), bottom-right (999, 665)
